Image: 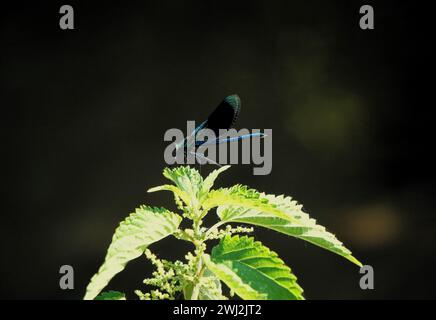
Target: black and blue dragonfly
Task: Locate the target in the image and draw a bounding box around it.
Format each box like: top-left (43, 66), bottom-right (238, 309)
top-left (175, 94), bottom-right (266, 166)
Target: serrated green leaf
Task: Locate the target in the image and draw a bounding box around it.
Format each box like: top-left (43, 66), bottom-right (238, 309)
top-left (95, 291), bottom-right (126, 300)
top-left (203, 185), bottom-right (298, 222)
top-left (163, 166), bottom-right (203, 196)
top-left (204, 235), bottom-right (304, 300)
top-left (84, 206), bottom-right (182, 300)
top-left (200, 166), bottom-right (231, 199)
top-left (217, 194), bottom-right (361, 267)
top-left (147, 184), bottom-right (191, 206)
top-left (150, 166), bottom-right (204, 208)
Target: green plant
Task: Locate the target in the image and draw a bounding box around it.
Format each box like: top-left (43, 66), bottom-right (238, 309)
top-left (84, 166), bottom-right (361, 300)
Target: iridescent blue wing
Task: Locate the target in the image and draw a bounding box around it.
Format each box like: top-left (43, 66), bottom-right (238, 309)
top-left (196, 132), bottom-right (267, 146)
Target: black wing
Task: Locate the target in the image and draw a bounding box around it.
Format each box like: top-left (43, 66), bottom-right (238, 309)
top-left (203, 94), bottom-right (241, 136)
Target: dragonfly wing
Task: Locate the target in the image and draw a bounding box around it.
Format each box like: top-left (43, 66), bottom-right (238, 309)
top-left (198, 132), bottom-right (267, 146)
top-left (204, 94), bottom-right (241, 135)
top-left (177, 94), bottom-right (242, 152)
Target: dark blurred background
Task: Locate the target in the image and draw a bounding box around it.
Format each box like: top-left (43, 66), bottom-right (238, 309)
top-left (2, 0), bottom-right (435, 299)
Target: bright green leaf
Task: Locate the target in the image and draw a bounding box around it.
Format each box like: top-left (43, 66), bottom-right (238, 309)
top-left (84, 206), bottom-right (182, 300)
top-left (152, 166), bottom-right (204, 208)
top-left (217, 194), bottom-right (362, 266)
top-left (95, 291), bottom-right (126, 300)
top-left (163, 166), bottom-right (203, 197)
top-left (200, 165), bottom-right (231, 199)
top-left (203, 185), bottom-right (297, 222)
top-left (204, 235), bottom-right (304, 300)
top-left (147, 184), bottom-right (191, 207)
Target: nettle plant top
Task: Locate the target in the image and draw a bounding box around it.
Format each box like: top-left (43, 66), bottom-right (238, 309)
top-left (84, 166), bottom-right (361, 300)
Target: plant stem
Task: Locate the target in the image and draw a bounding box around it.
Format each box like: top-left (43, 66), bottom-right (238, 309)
top-left (189, 211), bottom-right (206, 300)
top-left (190, 258), bottom-right (205, 300)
